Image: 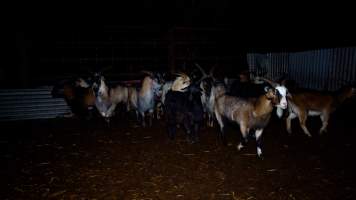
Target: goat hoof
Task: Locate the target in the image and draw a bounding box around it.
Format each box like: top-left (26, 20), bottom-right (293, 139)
top-left (237, 143), bottom-right (244, 151)
top-left (189, 140), bottom-right (196, 144)
top-left (105, 118), bottom-right (110, 123)
top-left (257, 154), bottom-right (264, 160)
top-left (287, 130), bottom-right (292, 135)
top-left (192, 137), bottom-right (199, 144)
top-left (186, 136), bottom-right (192, 143)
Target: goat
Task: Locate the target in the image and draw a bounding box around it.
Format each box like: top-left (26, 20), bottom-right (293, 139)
top-left (194, 63), bottom-right (218, 127)
top-left (204, 82), bottom-right (227, 127)
top-left (91, 74), bottom-right (130, 121)
top-left (154, 79), bottom-right (172, 120)
top-left (160, 81), bottom-right (173, 108)
top-left (164, 73), bottom-right (204, 142)
top-left (156, 70), bottom-right (196, 120)
top-left (126, 86), bottom-right (138, 114)
top-left (214, 80), bottom-right (289, 158)
top-left (283, 85), bottom-right (355, 137)
top-left (135, 71), bottom-right (162, 127)
top-left (51, 77), bottom-right (96, 119)
top-left (200, 78), bottom-right (215, 127)
top-left (92, 71), bottom-right (161, 126)
top-left (156, 65), bottom-right (210, 121)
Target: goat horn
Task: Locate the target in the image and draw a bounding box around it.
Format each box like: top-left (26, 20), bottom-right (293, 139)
top-left (194, 63), bottom-right (208, 77)
top-left (197, 73), bottom-right (211, 83)
top-left (258, 77), bottom-right (279, 87)
top-left (195, 63), bottom-right (215, 83)
top-left (172, 72), bottom-right (189, 78)
top-left (209, 65), bottom-right (217, 82)
top-left (141, 70), bottom-right (154, 77)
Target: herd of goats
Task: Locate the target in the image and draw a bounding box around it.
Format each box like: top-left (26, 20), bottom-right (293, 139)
top-left (51, 64), bottom-right (356, 158)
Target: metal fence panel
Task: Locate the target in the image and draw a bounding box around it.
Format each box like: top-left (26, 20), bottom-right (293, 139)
top-left (0, 87), bottom-right (71, 121)
top-left (248, 47), bottom-right (356, 91)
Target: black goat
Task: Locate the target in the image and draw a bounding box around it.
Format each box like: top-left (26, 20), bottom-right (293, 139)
top-left (164, 83), bottom-right (204, 143)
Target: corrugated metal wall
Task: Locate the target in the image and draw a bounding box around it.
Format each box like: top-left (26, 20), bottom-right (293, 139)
top-left (247, 47), bottom-right (356, 91)
top-left (0, 87), bottom-right (71, 121)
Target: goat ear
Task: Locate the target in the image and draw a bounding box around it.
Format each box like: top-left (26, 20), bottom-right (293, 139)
top-left (264, 87), bottom-right (275, 99)
top-left (287, 92), bottom-right (293, 99)
top-left (264, 86), bottom-right (271, 92)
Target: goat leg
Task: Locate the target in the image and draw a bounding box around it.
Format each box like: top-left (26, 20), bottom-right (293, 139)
top-left (183, 118), bottom-right (193, 143)
top-left (104, 117), bottom-right (111, 129)
top-left (140, 112), bottom-right (146, 127)
top-left (214, 110), bottom-right (226, 145)
top-left (106, 104), bottom-right (117, 118)
top-left (193, 123), bottom-right (200, 143)
top-left (298, 112), bottom-right (312, 137)
top-left (167, 120), bottom-right (176, 140)
top-left (135, 111), bottom-right (139, 122)
top-left (148, 110), bottom-right (154, 127)
top-left (286, 112), bottom-right (297, 135)
top-left (255, 129), bottom-right (264, 158)
top-left (319, 113), bottom-right (329, 134)
top-left (237, 124), bottom-right (248, 151)
top-left (156, 103), bottom-right (162, 120)
top-left (209, 114), bottom-right (214, 127)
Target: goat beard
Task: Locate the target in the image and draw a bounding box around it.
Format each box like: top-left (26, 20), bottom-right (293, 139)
top-left (276, 107), bottom-right (284, 118)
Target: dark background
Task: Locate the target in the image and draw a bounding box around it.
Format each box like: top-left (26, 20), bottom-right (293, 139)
top-left (7, 1), bottom-right (356, 88)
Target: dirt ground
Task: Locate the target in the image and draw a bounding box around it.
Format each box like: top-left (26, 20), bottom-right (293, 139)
top-left (1, 101), bottom-right (356, 200)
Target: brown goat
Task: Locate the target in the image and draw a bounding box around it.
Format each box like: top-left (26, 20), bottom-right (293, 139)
top-left (92, 76), bottom-right (130, 118)
top-left (214, 85), bottom-right (288, 158)
top-left (52, 78), bottom-right (96, 118)
top-left (285, 86), bottom-right (355, 137)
